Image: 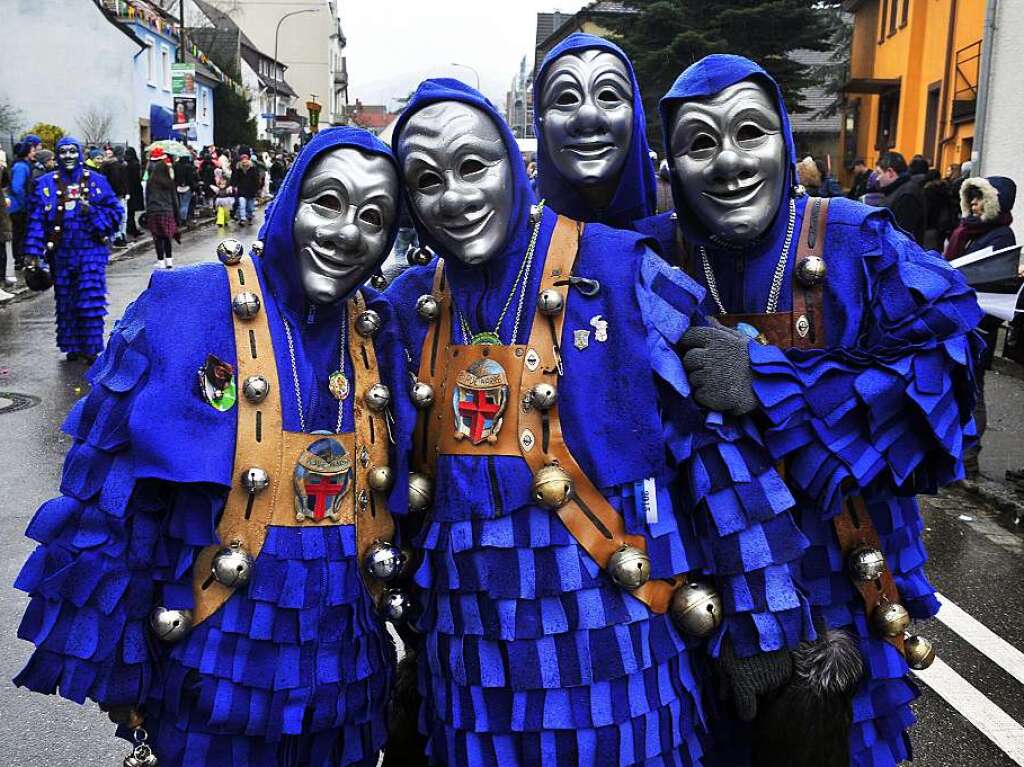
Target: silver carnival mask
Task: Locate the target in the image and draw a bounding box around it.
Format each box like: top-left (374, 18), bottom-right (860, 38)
top-left (669, 80), bottom-right (786, 244)
top-left (398, 101), bottom-right (512, 266)
top-left (293, 146), bottom-right (398, 305)
top-left (539, 49), bottom-right (633, 194)
top-left (58, 144), bottom-right (80, 173)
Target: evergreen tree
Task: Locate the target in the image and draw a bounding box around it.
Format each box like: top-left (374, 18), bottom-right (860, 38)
top-left (213, 80), bottom-right (257, 149)
top-left (608, 0), bottom-right (837, 147)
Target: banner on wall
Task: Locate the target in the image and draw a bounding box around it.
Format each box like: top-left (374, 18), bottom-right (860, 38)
top-left (172, 63), bottom-right (197, 99)
top-left (172, 97), bottom-right (197, 131)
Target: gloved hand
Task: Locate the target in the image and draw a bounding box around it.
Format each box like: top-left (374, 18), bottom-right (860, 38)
top-left (716, 639), bottom-right (793, 722)
top-left (681, 319), bottom-right (758, 415)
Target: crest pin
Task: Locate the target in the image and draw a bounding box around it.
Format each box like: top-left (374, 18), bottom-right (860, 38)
top-left (795, 314), bottom-right (811, 338)
top-left (524, 348), bottom-right (541, 371)
top-left (590, 315), bottom-right (608, 342)
top-left (520, 429), bottom-right (536, 452)
top-left (573, 329), bottom-right (591, 351)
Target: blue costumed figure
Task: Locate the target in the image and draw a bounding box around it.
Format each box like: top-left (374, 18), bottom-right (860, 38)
top-left (24, 136), bottom-right (122, 361)
top-left (533, 33), bottom-right (658, 229)
top-left (385, 78), bottom-right (813, 767)
top-left (14, 127), bottom-right (416, 767)
top-left (657, 55), bottom-right (983, 766)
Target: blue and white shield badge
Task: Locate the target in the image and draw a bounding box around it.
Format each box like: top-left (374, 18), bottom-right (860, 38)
top-left (452, 358), bottom-right (509, 445)
top-left (293, 436), bottom-right (353, 522)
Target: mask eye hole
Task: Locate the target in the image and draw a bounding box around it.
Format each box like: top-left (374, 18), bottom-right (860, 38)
top-left (416, 171), bottom-right (443, 193)
top-left (596, 88), bottom-right (623, 106)
top-left (460, 159), bottom-right (486, 180)
top-left (313, 194), bottom-right (342, 212)
top-left (736, 123), bottom-right (768, 147)
top-left (688, 134), bottom-right (717, 157)
top-left (359, 207), bottom-right (383, 229)
top-left (555, 91), bottom-right (580, 107)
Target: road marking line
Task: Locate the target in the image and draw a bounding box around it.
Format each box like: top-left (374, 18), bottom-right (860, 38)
top-left (913, 657), bottom-right (1024, 766)
top-left (936, 592), bottom-right (1024, 687)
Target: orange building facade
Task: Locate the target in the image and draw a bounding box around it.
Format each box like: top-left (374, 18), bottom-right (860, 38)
top-left (841, 0), bottom-right (985, 179)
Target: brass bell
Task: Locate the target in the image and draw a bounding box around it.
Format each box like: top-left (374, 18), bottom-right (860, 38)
top-left (528, 383), bottom-right (557, 411)
top-left (848, 546), bottom-right (886, 582)
top-left (796, 255), bottom-right (826, 287)
top-left (149, 607), bottom-right (193, 643)
top-left (410, 381), bottom-right (434, 409)
top-left (607, 545), bottom-right (652, 590)
top-left (242, 374), bottom-right (270, 404)
top-left (211, 542), bottom-right (254, 588)
top-left (355, 309), bottom-right (383, 338)
top-left (364, 539), bottom-right (404, 582)
top-left (217, 238), bottom-right (244, 265)
top-left (370, 273), bottom-right (388, 289)
top-left (251, 239), bottom-right (264, 257)
top-left (365, 383), bottom-right (391, 411)
top-left (367, 465), bottom-right (394, 493)
top-left (416, 294), bottom-right (439, 321)
top-left (408, 472), bottom-right (434, 512)
top-left (669, 581), bottom-right (723, 638)
top-left (531, 464), bottom-right (574, 510)
top-left (409, 246), bottom-right (433, 266)
top-left (537, 288), bottom-right (564, 316)
top-left (904, 634), bottom-right (936, 670)
top-left (871, 600), bottom-right (911, 637)
top-left (231, 291), bottom-right (261, 320)
top-left (381, 588), bottom-right (412, 622)
top-left (240, 466), bottom-right (270, 494)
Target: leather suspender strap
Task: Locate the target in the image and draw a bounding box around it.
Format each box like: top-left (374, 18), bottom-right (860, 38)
top-left (791, 196), bottom-right (829, 349)
top-left (518, 216), bottom-right (684, 614)
top-left (413, 264), bottom-right (452, 475)
top-left (192, 255), bottom-right (285, 626)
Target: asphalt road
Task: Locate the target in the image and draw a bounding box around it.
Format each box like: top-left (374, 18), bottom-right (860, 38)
top-left (1, 219), bottom-right (1022, 766)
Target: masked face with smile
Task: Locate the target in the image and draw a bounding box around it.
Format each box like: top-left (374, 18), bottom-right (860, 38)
top-left (58, 144), bottom-right (80, 173)
top-left (669, 79), bottom-right (785, 244)
top-left (293, 146), bottom-right (398, 305)
top-left (539, 49), bottom-right (633, 198)
top-left (398, 101), bottom-right (512, 266)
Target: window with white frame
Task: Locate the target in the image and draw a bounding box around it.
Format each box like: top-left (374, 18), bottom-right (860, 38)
top-left (161, 45), bottom-right (171, 90)
top-left (145, 37), bottom-right (156, 85)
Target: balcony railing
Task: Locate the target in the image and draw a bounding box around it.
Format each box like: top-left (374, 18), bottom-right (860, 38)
top-left (952, 40), bottom-right (981, 124)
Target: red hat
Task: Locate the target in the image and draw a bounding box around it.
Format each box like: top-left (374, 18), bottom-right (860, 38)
top-left (149, 146), bottom-right (166, 160)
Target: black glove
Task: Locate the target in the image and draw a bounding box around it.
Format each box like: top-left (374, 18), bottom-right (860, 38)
top-left (681, 320), bottom-right (758, 415)
top-left (716, 639), bottom-right (793, 722)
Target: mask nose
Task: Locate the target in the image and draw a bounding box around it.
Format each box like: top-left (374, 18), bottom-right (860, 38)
top-left (318, 220), bottom-right (362, 252)
top-left (708, 149), bottom-right (757, 185)
top-left (568, 99), bottom-right (609, 136)
top-left (438, 178), bottom-right (480, 220)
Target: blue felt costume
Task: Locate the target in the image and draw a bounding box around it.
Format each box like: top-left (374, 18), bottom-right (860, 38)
top-left (386, 78), bottom-right (812, 767)
top-left (14, 127), bottom-right (414, 767)
top-left (658, 55), bottom-right (984, 767)
top-left (533, 33), bottom-right (658, 229)
top-left (25, 136), bottom-right (122, 358)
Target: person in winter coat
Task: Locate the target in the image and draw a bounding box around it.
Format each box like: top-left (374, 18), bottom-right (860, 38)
top-left (797, 156), bottom-right (821, 196)
top-left (232, 151), bottom-right (262, 225)
top-left (0, 170), bottom-right (14, 301)
top-left (101, 146), bottom-right (130, 247)
top-left (124, 147), bottom-right (145, 238)
top-left (174, 154), bottom-right (198, 224)
top-left (877, 151), bottom-right (928, 245)
top-left (8, 134), bottom-right (42, 270)
top-left (210, 169), bottom-right (234, 227)
top-left (144, 148), bottom-right (179, 269)
top-left (847, 159), bottom-right (871, 200)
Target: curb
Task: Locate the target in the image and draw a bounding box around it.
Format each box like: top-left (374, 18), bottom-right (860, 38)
top-left (958, 477), bottom-right (1024, 527)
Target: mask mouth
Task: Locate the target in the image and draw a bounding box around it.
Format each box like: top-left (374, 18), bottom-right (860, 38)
top-left (305, 242), bottom-right (364, 278)
top-left (440, 209), bottom-right (495, 242)
top-left (701, 178), bottom-right (765, 207)
top-left (563, 141), bottom-right (615, 159)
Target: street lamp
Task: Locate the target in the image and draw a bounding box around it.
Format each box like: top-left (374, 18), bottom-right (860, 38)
top-left (450, 62), bottom-right (480, 90)
top-left (274, 7), bottom-right (320, 143)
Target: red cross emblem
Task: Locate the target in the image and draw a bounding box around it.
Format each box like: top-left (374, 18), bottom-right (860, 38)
top-left (458, 389), bottom-right (503, 443)
top-left (453, 358), bottom-right (509, 445)
top-left (293, 436), bottom-right (352, 522)
top-left (304, 473), bottom-right (345, 521)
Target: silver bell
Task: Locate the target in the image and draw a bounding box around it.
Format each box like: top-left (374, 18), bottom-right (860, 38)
top-left (904, 634), bottom-right (936, 670)
top-left (364, 539), bottom-right (405, 582)
top-left (796, 256), bottom-right (827, 287)
top-left (416, 294), bottom-right (440, 321)
top-left (240, 466), bottom-right (270, 494)
top-left (367, 465), bottom-right (394, 493)
top-left (409, 246), bottom-right (433, 266)
top-left (537, 288), bottom-right (564, 316)
top-left (124, 743), bottom-right (159, 767)
top-left (408, 472), bottom-right (434, 512)
top-left (607, 545), bottom-right (652, 590)
top-left (871, 600), bottom-right (911, 637)
top-left (211, 542), bottom-right (254, 588)
top-left (149, 607), bottom-right (193, 643)
top-left (216, 238), bottom-right (244, 265)
top-left (365, 383), bottom-right (391, 411)
top-left (848, 546), bottom-right (886, 582)
top-left (251, 239), bottom-right (264, 257)
top-left (242, 374), bottom-right (270, 404)
top-left (669, 581), bottom-right (723, 638)
top-left (231, 291), bottom-right (261, 320)
top-left (529, 383), bottom-right (557, 411)
top-left (355, 309), bottom-right (383, 338)
top-left (380, 588), bottom-right (412, 622)
top-left (370, 273), bottom-right (388, 289)
top-left (410, 381), bottom-right (434, 409)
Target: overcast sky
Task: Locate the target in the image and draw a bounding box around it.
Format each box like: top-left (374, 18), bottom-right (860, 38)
top-left (341, 0), bottom-right (588, 112)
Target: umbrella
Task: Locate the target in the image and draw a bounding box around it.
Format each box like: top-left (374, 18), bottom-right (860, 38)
top-left (145, 140), bottom-right (191, 158)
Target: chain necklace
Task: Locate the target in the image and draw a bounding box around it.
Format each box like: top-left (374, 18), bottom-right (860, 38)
top-left (698, 196), bottom-right (797, 316)
top-left (281, 308), bottom-right (347, 434)
top-left (455, 200), bottom-right (546, 345)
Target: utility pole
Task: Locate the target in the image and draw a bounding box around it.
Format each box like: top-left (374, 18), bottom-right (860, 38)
top-left (178, 0), bottom-right (186, 63)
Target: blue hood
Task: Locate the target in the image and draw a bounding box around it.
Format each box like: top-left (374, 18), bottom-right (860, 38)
top-left (55, 136), bottom-right (86, 183)
top-left (534, 33), bottom-right (657, 227)
top-left (392, 78), bottom-right (537, 339)
top-left (658, 54), bottom-right (799, 247)
top-left (260, 126), bottom-right (401, 318)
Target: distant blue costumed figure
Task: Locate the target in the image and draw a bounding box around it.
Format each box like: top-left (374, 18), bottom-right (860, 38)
top-left (658, 55), bottom-right (983, 767)
top-left (14, 127), bottom-right (415, 767)
top-left (386, 77), bottom-right (813, 767)
top-left (24, 136), bottom-right (122, 361)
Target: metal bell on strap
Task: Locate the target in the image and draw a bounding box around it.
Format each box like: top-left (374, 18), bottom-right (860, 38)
top-left (416, 294), bottom-right (440, 321)
top-left (367, 465), bottom-right (394, 493)
top-left (528, 383), bottom-right (557, 411)
top-left (669, 581), bottom-right (723, 638)
top-left (848, 546), bottom-right (886, 581)
top-left (537, 288), bottom-right (564, 316)
top-left (355, 309), bottom-right (383, 338)
top-left (364, 539), bottom-right (405, 582)
top-left (240, 466), bottom-right (270, 494)
top-left (231, 291), bottom-right (261, 320)
top-left (904, 634), bottom-right (936, 670)
top-left (607, 545), bottom-right (651, 590)
top-left (410, 381), bottom-right (434, 409)
top-left (365, 383), bottom-right (391, 411)
top-left (251, 239), bottom-right (264, 257)
top-left (871, 600), bottom-right (911, 637)
top-left (242, 374), bottom-right (270, 404)
top-left (216, 238), bottom-right (244, 265)
top-left (149, 607), bottom-right (193, 643)
top-left (370, 273), bottom-right (388, 289)
top-left (211, 542), bottom-right (254, 588)
top-left (796, 255), bottom-right (827, 287)
top-left (380, 588), bottom-right (412, 622)
top-left (408, 472), bottom-right (434, 513)
top-left (409, 245), bottom-right (433, 266)
top-left (531, 464), bottom-right (574, 510)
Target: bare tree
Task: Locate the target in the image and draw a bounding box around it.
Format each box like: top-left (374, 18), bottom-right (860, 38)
top-left (0, 94), bottom-right (22, 135)
top-left (76, 105), bottom-right (115, 145)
